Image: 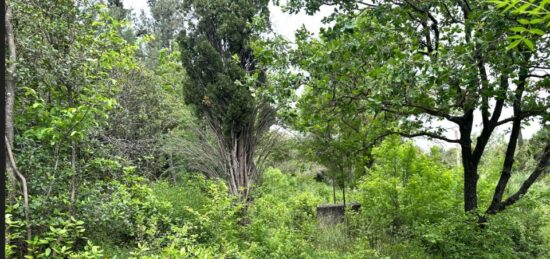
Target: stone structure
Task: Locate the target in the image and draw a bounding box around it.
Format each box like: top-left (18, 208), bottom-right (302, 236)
top-left (316, 202), bottom-right (361, 224)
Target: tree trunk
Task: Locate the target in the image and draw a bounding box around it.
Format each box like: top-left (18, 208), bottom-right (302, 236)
top-left (462, 156), bottom-right (478, 212)
top-left (220, 125), bottom-right (256, 201)
top-left (5, 4), bottom-right (18, 204)
top-left (496, 141), bottom-right (550, 212)
top-left (332, 172), bottom-right (336, 204)
top-left (208, 106), bottom-right (273, 201)
top-left (486, 107), bottom-right (522, 214)
top-left (6, 137), bottom-right (31, 242)
top-left (66, 78), bottom-right (78, 214)
top-left (6, 4), bottom-right (31, 245)
top-left (69, 141), bottom-right (78, 214)
top-left (169, 153), bottom-right (176, 184)
top-left (339, 164), bottom-right (346, 207)
top-left (342, 179), bottom-right (346, 207)
top-left (460, 111), bottom-right (478, 212)
top-left (5, 6), bottom-right (15, 146)
top-left (229, 133), bottom-right (254, 199)
top-left (486, 68), bottom-right (537, 214)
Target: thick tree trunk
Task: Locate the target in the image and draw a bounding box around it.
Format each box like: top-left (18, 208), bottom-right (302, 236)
top-left (460, 111), bottom-right (478, 212)
top-left (462, 156), bottom-right (478, 212)
top-left (228, 134), bottom-right (254, 199)
top-left (208, 106), bottom-right (274, 200)
top-left (220, 125), bottom-right (253, 200)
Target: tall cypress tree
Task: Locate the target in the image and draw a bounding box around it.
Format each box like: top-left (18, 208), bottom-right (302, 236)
top-left (178, 0), bottom-right (273, 199)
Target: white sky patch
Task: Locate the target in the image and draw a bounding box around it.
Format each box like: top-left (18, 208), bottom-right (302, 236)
top-left (122, 0), bottom-right (331, 41)
top-left (122, 0), bottom-right (150, 15)
top-left (268, 2), bottom-right (333, 42)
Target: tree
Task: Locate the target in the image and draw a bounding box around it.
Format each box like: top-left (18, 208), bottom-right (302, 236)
top-left (7, 1), bottom-right (135, 253)
top-left (288, 0), bottom-right (550, 215)
top-left (490, 0), bottom-right (550, 50)
top-left (147, 0), bottom-right (187, 49)
top-left (290, 26), bottom-right (397, 200)
top-left (178, 0), bottom-right (275, 199)
top-left (5, 3), bottom-right (30, 242)
top-left (103, 45), bottom-right (191, 180)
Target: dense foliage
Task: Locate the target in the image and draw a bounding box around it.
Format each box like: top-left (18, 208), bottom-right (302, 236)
top-left (3, 0), bottom-right (549, 258)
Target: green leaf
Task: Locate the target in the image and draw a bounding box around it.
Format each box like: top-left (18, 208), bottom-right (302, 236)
top-left (528, 28), bottom-right (545, 35)
top-left (518, 19), bottom-right (531, 25)
top-left (523, 38), bottom-right (535, 50)
top-left (510, 26), bottom-right (527, 32)
top-left (507, 39), bottom-right (523, 50)
top-left (528, 18), bottom-right (545, 24)
top-left (516, 3), bottom-right (533, 13)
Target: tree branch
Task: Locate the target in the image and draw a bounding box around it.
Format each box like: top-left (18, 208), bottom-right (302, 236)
top-left (486, 65), bottom-right (529, 214)
top-left (527, 74), bottom-right (549, 79)
top-left (488, 140), bottom-right (550, 214)
top-left (495, 110), bottom-right (546, 127)
top-left (390, 130), bottom-right (461, 143)
top-left (400, 103), bottom-right (462, 123)
top-left (472, 75), bottom-right (508, 164)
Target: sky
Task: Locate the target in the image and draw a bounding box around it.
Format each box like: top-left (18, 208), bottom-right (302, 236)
top-left (122, 0), bottom-right (332, 41)
top-left (121, 0), bottom-right (543, 149)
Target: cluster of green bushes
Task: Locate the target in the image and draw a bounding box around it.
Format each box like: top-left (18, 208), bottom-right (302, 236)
top-left (7, 136), bottom-right (550, 258)
top-left (351, 137), bottom-right (550, 258)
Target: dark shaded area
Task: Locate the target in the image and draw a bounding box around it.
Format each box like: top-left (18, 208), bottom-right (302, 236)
top-left (317, 202), bottom-right (361, 224)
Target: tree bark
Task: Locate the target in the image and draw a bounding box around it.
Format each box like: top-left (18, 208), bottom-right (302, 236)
top-left (169, 153), bottom-right (176, 184)
top-left (6, 4), bottom-right (32, 245)
top-left (69, 141), bottom-right (78, 214)
top-left (486, 69), bottom-right (528, 214)
top-left (219, 125), bottom-right (254, 200)
top-left (342, 178), bottom-right (346, 207)
top-left (212, 105), bottom-right (274, 201)
top-left (332, 172), bottom-right (336, 204)
top-left (459, 111), bottom-right (478, 212)
top-left (5, 6), bottom-right (15, 146)
top-left (6, 137), bottom-right (31, 242)
top-left (5, 4), bottom-right (18, 204)
top-left (488, 140), bottom-right (550, 214)
top-left (229, 131), bottom-right (254, 199)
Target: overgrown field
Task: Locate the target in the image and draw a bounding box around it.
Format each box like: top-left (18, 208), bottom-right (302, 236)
top-left (7, 138), bottom-right (550, 258)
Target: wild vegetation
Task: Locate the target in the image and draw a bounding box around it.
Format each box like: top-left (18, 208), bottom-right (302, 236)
top-left (4, 0), bottom-right (550, 258)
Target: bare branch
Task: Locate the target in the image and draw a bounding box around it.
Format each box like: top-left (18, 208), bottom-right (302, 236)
top-left (527, 74), bottom-right (549, 79)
